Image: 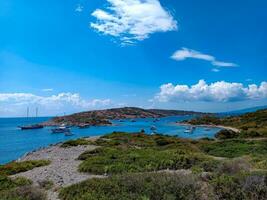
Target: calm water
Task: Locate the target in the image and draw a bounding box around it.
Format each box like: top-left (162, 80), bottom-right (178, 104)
top-left (0, 116), bottom-right (221, 164)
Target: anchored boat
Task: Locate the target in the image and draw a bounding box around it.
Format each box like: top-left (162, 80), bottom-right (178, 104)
top-left (19, 107), bottom-right (44, 130)
top-left (51, 124), bottom-right (71, 134)
top-left (19, 124), bottom-right (44, 130)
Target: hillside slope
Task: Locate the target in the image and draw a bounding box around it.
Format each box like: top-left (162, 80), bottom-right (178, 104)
top-left (186, 109), bottom-right (267, 137)
top-left (45, 107), bottom-right (205, 126)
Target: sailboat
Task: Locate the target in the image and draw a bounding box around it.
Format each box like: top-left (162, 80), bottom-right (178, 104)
top-left (19, 107), bottom-right (44, 130)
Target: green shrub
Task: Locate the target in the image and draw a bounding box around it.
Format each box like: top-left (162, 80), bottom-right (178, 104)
top-left (0, 160), bottom-right (51, 176)
top-left (199, 139), bottom-right (267, 158)
top-left (78, 146), bottom-right (212, 175)
top-left (0, 185), bottom-right (47, 200)
top-left (0, 175), bottom-right (31, 191)
top-left (217, 158), bottom-right (251, 175)
top-left (59, 172), bottom-right (203, 200)
top-left (215, 129), bottom-right (239, 139)
top-left (61, 138), bottom-right (93, 148)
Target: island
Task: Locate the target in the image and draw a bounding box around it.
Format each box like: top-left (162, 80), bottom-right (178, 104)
top-left (43, 107), bottom-right (206, 127)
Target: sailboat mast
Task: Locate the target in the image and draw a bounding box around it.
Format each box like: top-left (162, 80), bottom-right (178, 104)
top-left (36, 107), bottom-right (38, 118)
top-left (27, 107), bottom-right (29, 118)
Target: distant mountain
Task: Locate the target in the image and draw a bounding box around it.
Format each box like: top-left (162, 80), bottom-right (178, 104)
top-left (222, 105), bottom-right (267, 115)
top-left (44, 107), bottom-right (205, 126)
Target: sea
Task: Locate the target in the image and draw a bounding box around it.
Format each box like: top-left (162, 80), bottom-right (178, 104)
top-left (0, 116), bottom-right (221, 164)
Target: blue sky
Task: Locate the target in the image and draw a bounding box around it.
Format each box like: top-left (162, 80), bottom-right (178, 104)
top-left (0, 0), bottom-right (267, 117)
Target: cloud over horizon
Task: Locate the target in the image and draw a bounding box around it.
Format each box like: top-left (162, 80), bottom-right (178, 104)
top-left (154, 80), bottom-right (267, 103)
top-left (0, 93), bottom-right (112, 117)
top-left (90, 0), bottom-right (177, 43)
top-left (171, 48), bottom-right (238, 68)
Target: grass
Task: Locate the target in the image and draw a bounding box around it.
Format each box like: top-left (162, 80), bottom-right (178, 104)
top-left (0, 160), bottom-right (51, 176)
top-left (60, 138), bottom-right (93, 148)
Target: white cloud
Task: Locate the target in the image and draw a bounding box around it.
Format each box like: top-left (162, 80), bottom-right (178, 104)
top-left (42, 88), bottom-right (53, 92)
top-left (154, 80), bottom-right (267, 103)
top-left (171, 48), bottom-right (238, 68)
top-left (211, 68), bottom-right (220, 72)
top-left (0, 92), bottom-right (112, 116)
top-left (75, 4), bottom-right (84, 12)
top-left (0, 92), bottom-right (111, 108)
top-left (90, 0), bottom-right (177, 43)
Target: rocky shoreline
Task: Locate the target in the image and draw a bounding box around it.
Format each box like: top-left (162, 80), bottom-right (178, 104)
top-left (12, 136), bottom-right (104, 200)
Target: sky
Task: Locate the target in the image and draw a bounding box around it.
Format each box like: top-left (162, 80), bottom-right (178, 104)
top-left (0, 0), bottom-right (267, 117)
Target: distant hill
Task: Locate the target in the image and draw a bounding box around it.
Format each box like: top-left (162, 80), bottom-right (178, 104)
top-left (44, 107), bottom-right (205, 126)
top-left (186, 108), bottom-right (267, 138)
top-left (222, 105), bottom-right (267, 115)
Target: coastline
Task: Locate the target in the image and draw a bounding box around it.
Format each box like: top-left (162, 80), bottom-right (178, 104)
top-left (16, 136), bottom-right (100, 162)
top-left (176, 122), bottom-right (240, 133)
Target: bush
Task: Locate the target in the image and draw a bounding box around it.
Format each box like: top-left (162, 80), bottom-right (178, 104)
top-left (0, 160), bottom-right (51, 176)
top-left (59, 172), bottom-right (203, 200)
top-left (78, 146), bottom-right (212, 175)
top-left (215, 129), bottom-right (239, 139)
top-left (217, 158), bottom-right (251, 175)
top-left (241, 174), bottom-right (267, 199)
top-left (61, 138), bottom-right (93, 148)
top-left (4, 185), bottom-right (47, 200)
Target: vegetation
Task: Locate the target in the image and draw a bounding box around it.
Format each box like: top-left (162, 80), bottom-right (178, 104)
top-left (57, 131), bottom-right (267, 199)
top-left (60, 138), bottom-right (93, 148)
top-left (215, 129), bottom-right (239, 139)
top-left (0, 160), bottom-right (50, 200)
top-left (0, 160), bottom-right (51, 176)
top-left (185, 109), bottom-right (267, 138)
top-left (60, 172), bottom-right (203, 200)
top-left (77, 132), bottom-right (219, 175)
top-left (59, 171), bottom-right (267, 200)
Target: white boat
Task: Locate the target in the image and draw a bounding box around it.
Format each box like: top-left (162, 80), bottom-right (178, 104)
top-left (51, 124), bottom-right (71, 134)
top-left (184, 126), bottom-right (195, 134)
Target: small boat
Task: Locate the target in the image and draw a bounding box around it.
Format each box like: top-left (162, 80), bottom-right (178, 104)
top-left (78, 124), bottom-right (90, 129)
top-left (150, 126), bottom-right (157, 131)
top-left (153, 118), bottom-right (160, 122)
top-left (51, 125), bottom-right (71, 134)
top-left (184, 126), bottom-right (195, 134)
top-left (131, 119), bottom-right (136, 122)
top-left (19, 124), bottom-right (44, 130)
top-left (64, 132), bottom-right (74, 136)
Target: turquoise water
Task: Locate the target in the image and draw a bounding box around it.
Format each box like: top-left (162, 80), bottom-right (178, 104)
top-left (0, 116), bottom-right (221, 164)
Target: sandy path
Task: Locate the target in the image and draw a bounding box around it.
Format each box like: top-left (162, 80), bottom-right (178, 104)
top-left (12, 141), bottom-right (104, 200)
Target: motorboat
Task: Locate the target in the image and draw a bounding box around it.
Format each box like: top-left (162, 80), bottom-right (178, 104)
top-left (51, 124), bottom-right (71, 134)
